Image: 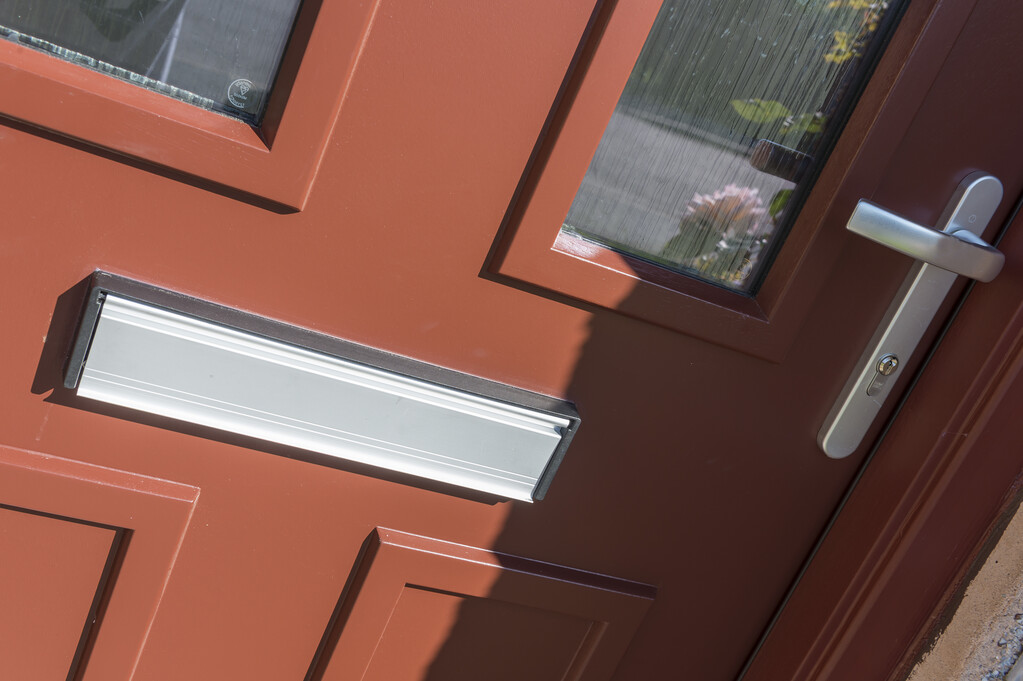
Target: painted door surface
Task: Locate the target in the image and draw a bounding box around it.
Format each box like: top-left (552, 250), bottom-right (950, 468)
top-left (0, 1), bottom-right (1019, 680)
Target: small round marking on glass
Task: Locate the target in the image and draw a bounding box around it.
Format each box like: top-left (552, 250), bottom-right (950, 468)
top-left (227, 79), bottom-right (255, 109)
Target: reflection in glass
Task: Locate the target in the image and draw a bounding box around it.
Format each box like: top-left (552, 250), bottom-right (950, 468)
top-left (561, 0), bottom-right (902, 291)
top-left (0, 0), bottom-right (304, 124)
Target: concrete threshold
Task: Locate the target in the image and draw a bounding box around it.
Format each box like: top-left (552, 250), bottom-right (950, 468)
top-left (908, 498), bottom-right (1023, 681)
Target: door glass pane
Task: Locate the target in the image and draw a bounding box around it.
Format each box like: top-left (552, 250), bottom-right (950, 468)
top-left (561, 0), bottom-right (903, 292)
top-left (0, 0), bottom-right (303, 124)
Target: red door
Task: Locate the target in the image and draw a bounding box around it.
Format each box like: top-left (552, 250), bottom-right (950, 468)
top-left (0, 0), bottom-right (1019, 679)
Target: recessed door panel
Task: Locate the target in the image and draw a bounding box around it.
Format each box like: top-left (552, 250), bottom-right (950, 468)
top-left (0, 507), bottom-right (116, 681)
top-left (315, 529), bottom-right (654, 681)
top-left (0, 446), bottom-right (198, 681)
top-left (361, 588), bottom-right (594, 681)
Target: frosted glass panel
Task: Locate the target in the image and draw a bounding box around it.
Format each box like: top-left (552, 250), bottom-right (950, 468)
top-left (562, 0), bottom-right (902, 291)
top-left (0, 0), bottom-right (303, 123)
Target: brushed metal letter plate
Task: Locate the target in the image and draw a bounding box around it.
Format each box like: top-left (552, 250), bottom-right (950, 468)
top-left (64, 273), bottom-right (579, 501)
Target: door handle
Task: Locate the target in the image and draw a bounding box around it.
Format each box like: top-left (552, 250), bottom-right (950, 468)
top-left (819, 172), bottom-right (1004, 458)
top-left (847, 199), bottom-right (1004, 282)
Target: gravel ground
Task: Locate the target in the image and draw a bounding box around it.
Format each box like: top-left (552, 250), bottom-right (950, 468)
top-left (980, 613), bottom-right (1023, 680)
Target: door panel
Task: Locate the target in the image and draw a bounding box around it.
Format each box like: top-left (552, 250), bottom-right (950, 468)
top-left (0, 1), bottom-right (1018, 680)
top-left (0, 446), bottom-right (197, 680)
top-left (0, 506), bottom-right (115, 680)
top-left (314, 529), bottom-right (652, 681)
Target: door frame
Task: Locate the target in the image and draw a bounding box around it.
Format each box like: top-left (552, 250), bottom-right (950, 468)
top-left (744, 202), bottom-right (1023, 679)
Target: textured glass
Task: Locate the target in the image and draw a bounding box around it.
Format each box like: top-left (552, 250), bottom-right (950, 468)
top-left (0, 0), bottom-right (303, 124)
top-left (562, 0), bottom-right (901, 291)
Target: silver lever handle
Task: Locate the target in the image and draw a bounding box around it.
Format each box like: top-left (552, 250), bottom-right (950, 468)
top-left (819, 172), bottom-right (1004, 458)
top-left (848, 180), bottom-right (1004, 281)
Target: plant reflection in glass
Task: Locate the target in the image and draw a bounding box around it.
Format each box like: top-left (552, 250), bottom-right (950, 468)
top-left (660, 185), bottom-right (771, 285)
